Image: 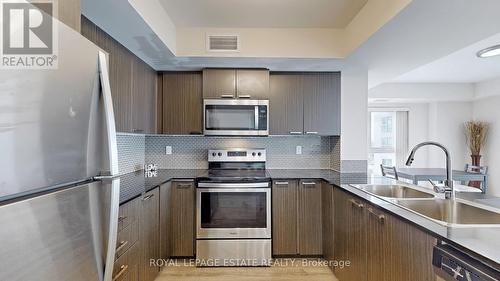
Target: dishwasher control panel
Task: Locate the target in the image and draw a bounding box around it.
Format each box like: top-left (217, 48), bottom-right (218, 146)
top-left (433, 244), bottom-right (500, 281)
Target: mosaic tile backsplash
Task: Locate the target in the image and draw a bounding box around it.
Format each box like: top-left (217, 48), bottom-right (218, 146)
top-left (145, 135), bottom-right (341, 170)
top-left (117, 134), bottom-right (145, 174)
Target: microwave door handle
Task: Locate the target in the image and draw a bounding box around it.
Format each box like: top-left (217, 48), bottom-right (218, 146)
top-left (255, 106), bottom-right (259, 130)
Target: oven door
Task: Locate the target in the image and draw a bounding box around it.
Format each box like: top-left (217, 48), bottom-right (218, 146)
top-left (203, 99), bottom-right (269, 136)
top-left (196, 182), bottom-right (271, 239)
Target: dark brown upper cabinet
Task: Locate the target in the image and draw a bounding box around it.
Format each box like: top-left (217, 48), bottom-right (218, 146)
top-left (81, 18), bottom-right (158, 134)
top-left (203, 69), bottom-right (269, 99)
top-left (269, 72), bottom-right (340, 136)
top-left (303, 73), bottom-right (341, 136)
top-left (161, 72), bottom-right (203, 135)
top-left (236, 69), bottom-right (270, 99)
top-left (203, 69), bottom-right (237, 98)
top-left (269, 73), bottom-right (305, 135)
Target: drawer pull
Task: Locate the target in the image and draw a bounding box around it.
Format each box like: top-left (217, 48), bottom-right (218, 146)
top-left (302, 182), bottom-right (316, 186)
top-left (115, 240), bottom-right (129, 253)
top-left (142, 194), bottom-right (154, 201)
top-left (220, 94), bottom-right (234, 98)
top-left (274, 181), bottom-right (289, 185)
top-left (367, 208), bottom-right (385, 224)
top-left (112, 265), bottom-right (129, 281)
top-left (349, 199), bottom-right (364, 209)
top-left (238, 94), bottom-right (251, 98)
top-left (305, 131), bottom-right (318, 135)
top-left (118, 216), bottom-right (127, 223)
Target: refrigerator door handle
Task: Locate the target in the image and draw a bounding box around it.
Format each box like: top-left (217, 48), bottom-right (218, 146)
top-left (98, 51), bottom-right (119, 176)
top-left (102, 178), bottom-right (120, 281)
top-left (98, 51), bottom-right (120, 281)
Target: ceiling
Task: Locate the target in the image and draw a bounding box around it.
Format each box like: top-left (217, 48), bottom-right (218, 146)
top-left (158, 0), bottom-right (368, 28)
top-left (347, 0), bottom-right (500, 88)
top-left (393, 32), bottom-right (500, 83)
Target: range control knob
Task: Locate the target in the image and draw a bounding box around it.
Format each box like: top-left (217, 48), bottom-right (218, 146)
top-left (257, 152), bottom-right (262, 156)
top-left (212, 152), bottom-right (217, 157)
top-left (218, 152), bottom-right (223, 156)
top-left (252, 152), bottom-right (256, 156)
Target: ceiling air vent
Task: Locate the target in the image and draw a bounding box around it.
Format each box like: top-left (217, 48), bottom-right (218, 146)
top-left (207, 35), bottom-right (239, 52)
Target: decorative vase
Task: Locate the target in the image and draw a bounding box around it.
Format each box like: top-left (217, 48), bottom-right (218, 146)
top-left (469, 154), bottom-right (482, 188)
top-left (471, 154), bottom-right (482, 166)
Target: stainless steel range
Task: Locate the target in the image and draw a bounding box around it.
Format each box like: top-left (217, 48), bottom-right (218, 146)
top-left (196, 148), bottom-right (271, 266)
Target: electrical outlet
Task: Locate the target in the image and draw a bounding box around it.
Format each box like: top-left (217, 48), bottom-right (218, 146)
top-left (296, 145), bottom-right (302, 155)
top-left (165, 146), bottom-right (172, 155)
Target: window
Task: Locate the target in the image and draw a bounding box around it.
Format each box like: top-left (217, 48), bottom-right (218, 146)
top-left (368, 110), bottom-right (408, 175)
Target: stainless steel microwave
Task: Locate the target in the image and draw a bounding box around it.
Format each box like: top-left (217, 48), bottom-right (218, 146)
top-left (203, 99), bottom-right (269, 136)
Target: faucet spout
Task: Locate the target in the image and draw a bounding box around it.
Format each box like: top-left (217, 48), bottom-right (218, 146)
top-left (405, 141), bottom-right (454, 199)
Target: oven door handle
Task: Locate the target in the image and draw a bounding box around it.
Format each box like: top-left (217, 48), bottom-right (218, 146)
top-left (197, 182), bottom-right (269, 188)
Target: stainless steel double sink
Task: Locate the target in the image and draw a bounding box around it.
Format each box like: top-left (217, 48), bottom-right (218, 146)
top-left (353, 184), bottom-right (500, 227)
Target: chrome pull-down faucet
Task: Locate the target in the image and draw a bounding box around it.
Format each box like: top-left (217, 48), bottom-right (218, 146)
top-left (405, 141), bottom-right (454, 199)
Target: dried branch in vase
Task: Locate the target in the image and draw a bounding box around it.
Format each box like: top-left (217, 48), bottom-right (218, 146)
top-left (464, 121), bottom-right (489, 155)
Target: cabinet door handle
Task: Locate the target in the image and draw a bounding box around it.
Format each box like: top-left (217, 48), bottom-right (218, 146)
top-left (142, 194), bottom-right (154, 201)
top-left (115, 240), bottom-right (129, 253)
top-left (289, 131), bottom-right (303, 135)
top-left (302, 182), bottom-right (316, 186)
top-left (367, 208), bottom-right (385, 224)
top-left (305, 131), bottom-right (318, 135)
top-left (177, 183), bottom-right (192, 188)
top-left (131, 129), bottom-right (144, 133)
top-left (238, 94), bottom-right (251, 98)
top-left (274, 181), bottom-right (289, 185)
top-left (349, 199), bottom-right (364, 209)
top-left (112, 265), bottom-right (129, 281)
top-left (220, 94), bottom-right (234, 98)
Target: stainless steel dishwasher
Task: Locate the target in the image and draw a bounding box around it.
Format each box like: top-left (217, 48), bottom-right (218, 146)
top-left (433, 243), bottom-right (500, 281)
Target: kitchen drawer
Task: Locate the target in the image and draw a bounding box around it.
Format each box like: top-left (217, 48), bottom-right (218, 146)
top-left (113, 242), bottom-right (139, 281)
top-left (116, 220), bottom-right (139, 259)
top-left (118, 197), bottom-right (139, 232)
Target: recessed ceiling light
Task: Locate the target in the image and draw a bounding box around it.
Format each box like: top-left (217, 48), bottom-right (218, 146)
top-left (477, 44), bottom-right (500, 58)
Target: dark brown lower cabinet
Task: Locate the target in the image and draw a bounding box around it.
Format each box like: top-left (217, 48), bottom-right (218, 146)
top-left (170, 180), bottom-right (196, 257)
top-left (272, 179), bottom-right (323, 256)
top-left (321, 182), bottom-right (334, 263)
top-left (333, 187), bottom-right (437, 281)
top-left (298, 180), bottom-right (322, 255)
top-left (272, 180), bottom-right (298, 255)
top-left (139, 188), bottom-right (160, 281)
top-left (159, 182), bottom-right (171, 259)
top-left (333, 188), bottom-right (367, 281)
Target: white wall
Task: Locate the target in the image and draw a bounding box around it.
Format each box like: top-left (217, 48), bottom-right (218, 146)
top-left (369, 83), bottom-right (475, 102)
top-left (341, 65), bottom-right (369, 169)
top-left (473, 78), bottom-right (500, 196)
top-left (369, 83), bottom-right (474, 169)
top-left (427, 102), bottom-right (472, 169)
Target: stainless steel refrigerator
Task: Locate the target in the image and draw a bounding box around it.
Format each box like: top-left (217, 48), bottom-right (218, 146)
top-left (0, 12), bottom-right (120, 281)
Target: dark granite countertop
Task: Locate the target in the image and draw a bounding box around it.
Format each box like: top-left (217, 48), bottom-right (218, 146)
top-left (117, 168), bottom-right (500, 266)
top-left (118, 169), bottom-right (371, 204)
top-left (118, 169), bottom-right (207, 204)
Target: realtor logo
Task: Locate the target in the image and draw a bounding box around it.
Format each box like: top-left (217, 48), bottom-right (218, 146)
top-left (0, 0), bottom-right (58, 69)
